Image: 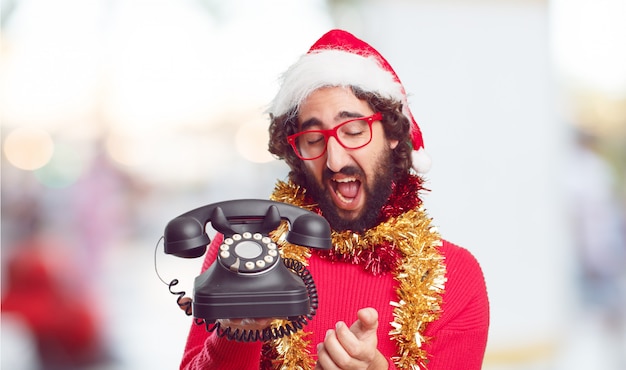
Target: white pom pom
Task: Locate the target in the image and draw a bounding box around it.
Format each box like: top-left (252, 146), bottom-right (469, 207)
top-left (411, 148), bottom-right (431, 173)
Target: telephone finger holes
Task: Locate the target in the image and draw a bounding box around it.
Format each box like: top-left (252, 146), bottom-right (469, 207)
top-left (219, 233), bottom-right (280, 273)
top-left (219, 244), bottom-right (230, 258)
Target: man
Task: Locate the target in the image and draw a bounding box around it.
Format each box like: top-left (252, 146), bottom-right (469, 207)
top-left (179, 29), bottom-right (489, 370)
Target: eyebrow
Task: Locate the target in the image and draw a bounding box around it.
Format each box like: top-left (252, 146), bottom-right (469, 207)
top-left (299, 111), bottom-right (365, 131)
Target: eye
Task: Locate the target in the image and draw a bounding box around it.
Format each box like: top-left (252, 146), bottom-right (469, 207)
top-left (301, 133), bottom-right (324, 146)
top-left (307, 137), bottom-right (324, 145)
top-left (345, 128), bottom-right (365, 136)
top-left (340, 120), bottom-right (368, 136)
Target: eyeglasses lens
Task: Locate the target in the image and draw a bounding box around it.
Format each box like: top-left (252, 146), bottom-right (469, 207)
top-left (295, 118), bottom-right (372, 160)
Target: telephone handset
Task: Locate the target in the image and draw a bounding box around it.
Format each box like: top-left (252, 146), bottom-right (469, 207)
top-left (163, 199), bottom-right (331, 323)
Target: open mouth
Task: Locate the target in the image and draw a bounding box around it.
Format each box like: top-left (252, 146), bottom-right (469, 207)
top-left (330, 177), bottom-right (361, 207)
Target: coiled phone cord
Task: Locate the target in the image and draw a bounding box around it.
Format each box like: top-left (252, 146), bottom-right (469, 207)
top-left (168, 258), bottom-right (319, 342)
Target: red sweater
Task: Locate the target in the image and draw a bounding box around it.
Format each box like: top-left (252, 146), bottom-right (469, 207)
top-left (180, 235), bottom-right (489, 369)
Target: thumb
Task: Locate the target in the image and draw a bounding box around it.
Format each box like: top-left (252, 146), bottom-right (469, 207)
top-left (349, 307), bottom-right (379, 339)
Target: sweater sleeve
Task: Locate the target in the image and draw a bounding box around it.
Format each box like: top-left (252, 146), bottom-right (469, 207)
top-left (179, 234), bottom-right (264, 370)
top-left (422, 240), bottom-right (490, 370)
top-left (180, 325), bottom-right (264, 370)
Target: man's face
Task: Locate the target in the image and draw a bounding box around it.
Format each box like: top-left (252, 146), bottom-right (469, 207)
top-left (296, 86), bottom-right (399, 231)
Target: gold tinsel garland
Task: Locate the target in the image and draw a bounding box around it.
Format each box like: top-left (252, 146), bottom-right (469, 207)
top-left (265, 180), bottom-right (446, 370)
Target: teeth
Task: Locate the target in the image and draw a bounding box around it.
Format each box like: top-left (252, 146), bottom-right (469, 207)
top-left (333, 178), bottom-right (356, 183)
top-left (332, 178), bottom-right (356, 203)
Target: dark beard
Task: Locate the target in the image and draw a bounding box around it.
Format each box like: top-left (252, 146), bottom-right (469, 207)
top-left (303, 150), bottom-right (395, 233)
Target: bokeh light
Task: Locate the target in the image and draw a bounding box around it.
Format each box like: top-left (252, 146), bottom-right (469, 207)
top-left (105, 132), bottom-right (153, 168)
top-left (3, 127), bottom-right (55, 170)
top-left (235, 117), bottom-right (275, 164)
top-left (33, 142), bottom-right (88, 188)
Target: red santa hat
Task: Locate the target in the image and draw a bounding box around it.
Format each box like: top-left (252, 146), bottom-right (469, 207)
top-left (269, 29), bottom-right (431, 173)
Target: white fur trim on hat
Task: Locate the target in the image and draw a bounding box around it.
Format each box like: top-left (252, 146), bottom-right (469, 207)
top-left (269, 49), bottom-right (404, 118)
top-left (412, 147), bottom-right (431, 173)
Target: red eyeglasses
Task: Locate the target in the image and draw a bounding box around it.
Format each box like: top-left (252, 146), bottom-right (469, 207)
top-left (287, 112), bottom-right (383, 160)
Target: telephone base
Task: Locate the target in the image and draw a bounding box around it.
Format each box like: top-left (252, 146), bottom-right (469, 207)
top-left (191, 260), bottom-right (312, 321)
top-left (192, 290), bottom-right (310, 321)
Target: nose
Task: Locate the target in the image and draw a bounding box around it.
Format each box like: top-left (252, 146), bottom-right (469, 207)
top-left (325, 136), bottom-right (351, 172)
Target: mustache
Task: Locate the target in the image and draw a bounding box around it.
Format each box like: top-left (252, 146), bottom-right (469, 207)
top-left (321, 166), bottom-right (364, 181)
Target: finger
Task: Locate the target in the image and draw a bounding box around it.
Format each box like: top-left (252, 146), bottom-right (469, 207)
top-left (350, 307), bottom-right (379, 339)
top-left (240, 317), bottom-right (273, 327)
top-left (336, 309), bottom-right (380, 365)
top-left (217, 317), bottom-right (273, 331)
top-left (324, 322), bottom-right (373, 368)
top-left (333, 321), bottom-right (362, 357)
top-left (316, 338), bottom-right (340, 370)
top-left (315, 343), bottom-right (326, 370)
top-left (177, 297), bottom-right (193, 315)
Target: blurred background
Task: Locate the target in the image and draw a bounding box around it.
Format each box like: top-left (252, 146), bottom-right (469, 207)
top-left (1, 0), bottom-right (624, 369)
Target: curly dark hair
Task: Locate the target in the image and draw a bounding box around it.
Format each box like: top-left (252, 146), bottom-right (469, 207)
top-left (268, 86), bottom-right (413, 186)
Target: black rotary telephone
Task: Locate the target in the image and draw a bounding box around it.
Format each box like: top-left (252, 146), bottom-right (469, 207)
top-left (162, 199), bottom-right (331, 340)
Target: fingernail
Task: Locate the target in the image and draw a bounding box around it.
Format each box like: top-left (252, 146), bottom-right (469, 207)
top-left (326, 329), bottom-right (332, 338)
top-left (336, 321), bottom-right (344, 330)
